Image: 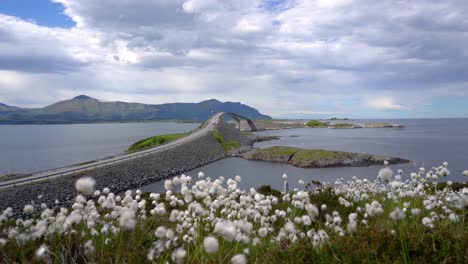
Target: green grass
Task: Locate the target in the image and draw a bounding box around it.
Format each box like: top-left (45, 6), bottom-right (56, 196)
top-left (128, 133), bottom-right (185, 152)
top-left (329, 123), bottom-right (361, 128)
top-left (306, 120), bottom-right (328, 127)
top-left (0, 173), bottom-right (17, 178)
top-left (435, 182), bottom-right (468, 191)
top-left (292, 149), bottom-right (348, 161)
top-left (252, 147), bottom-right (348, 161)
top-left (256, 185), bottom-right (282, 198)
top-left (262, 146), bottom-right (298, 157)
top-left (242, 131), bottom-right (253, 137)
top-left (1, 185), bottom-right (465, 263)
top-left (212, 130), bottom-right (241, 152)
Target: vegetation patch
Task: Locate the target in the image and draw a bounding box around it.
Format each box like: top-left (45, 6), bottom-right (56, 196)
top-left (128, 133), bottom-right (185, 152)
top-left (329, 123), bottom-right (362, 129)
top-left (256, 185), bottom-right (282, 198)
top-left (261, 146), bottom-right (297, 157)
top-left (305, 120), bottom-right (328, 127)
top-left (292, 149), bottom-right (349, 161)
top-left (0, 173), bottom-right (17, 178)
top-left (246, 147), bottom-right (348, 162)
top-left (212, 130), bottom-right (241, 152)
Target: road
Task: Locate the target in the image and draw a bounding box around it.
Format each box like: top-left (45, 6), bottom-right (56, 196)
top-left (0, 113), bottom-right (224, 190)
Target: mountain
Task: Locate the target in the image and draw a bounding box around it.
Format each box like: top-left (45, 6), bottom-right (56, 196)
top-left (0, 96), bottom-right (271, 124)
top-left (0, 103), bottom-right (19, 112)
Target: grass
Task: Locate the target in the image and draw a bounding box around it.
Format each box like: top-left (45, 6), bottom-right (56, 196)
top-left (251, 147), bottom-right (349, 161)
top-left (262, 146), bottom-right (298, 157)
top-left (1, 183), bottom-right (465, 263)
top-left (292, 149), bottom-right (348, 161)
top-left (128, 133), bottom-right (185, 152)
top-left (212, 130), bottom-right (241, 152)
top-left (329, 123), bottom-right (361, 128)
top-left (242, 131), bottom-right (253, 137)
top-left (0, 173), bottom-right (17, 179)
top-left (306, 120), bottom-right (328, 127)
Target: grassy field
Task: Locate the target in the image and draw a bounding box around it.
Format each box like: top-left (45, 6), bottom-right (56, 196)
top-left (249, 146), bottom-right (349, 161)
top-left (212, 130), bottom-right (241, 152)
top-left (305, 120), bottom-right (328, 127)
top-left (329, 123), bottom-right (361, 129)
top-left (0, 165), bottom-right (466, 263)
top-left (128, 133), bottom-right (186, 152)
top-left (292, 149), bottom-right (348, 161)
top-left (260, 146), bottom-right (297, 157)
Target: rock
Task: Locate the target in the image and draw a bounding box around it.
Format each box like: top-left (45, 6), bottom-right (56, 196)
top-left (249, 136), bottom-right (280, 144)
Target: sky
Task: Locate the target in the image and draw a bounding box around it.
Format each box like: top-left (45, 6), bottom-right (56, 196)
top-left (0, 0), bottom-right (467, 119)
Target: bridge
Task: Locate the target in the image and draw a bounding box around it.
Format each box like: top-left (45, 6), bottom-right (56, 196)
top-left (219, 112), bottom-right (258, 131)
top-left (0, 112), bottom-right (256, 189)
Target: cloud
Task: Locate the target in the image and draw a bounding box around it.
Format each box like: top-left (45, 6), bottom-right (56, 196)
top-left (0, 0), bottom-right (468, 118)
top-left (367, 97), bottom-right (406, 110)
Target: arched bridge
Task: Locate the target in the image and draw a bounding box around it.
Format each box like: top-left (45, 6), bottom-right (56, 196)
top-left (217, 112), bottom-right (258, 131)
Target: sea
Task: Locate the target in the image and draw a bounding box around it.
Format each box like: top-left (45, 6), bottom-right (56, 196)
top-left (1, 119), bottom-right (467, 191)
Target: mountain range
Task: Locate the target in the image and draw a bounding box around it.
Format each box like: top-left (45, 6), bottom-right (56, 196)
top-left (0, 95), bottom-right (271, 124)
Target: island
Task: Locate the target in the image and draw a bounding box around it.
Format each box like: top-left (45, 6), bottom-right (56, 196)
top-left (236, 146), bottom-right (410, 168)
top-left (304, 120), bottom-right (404, 129)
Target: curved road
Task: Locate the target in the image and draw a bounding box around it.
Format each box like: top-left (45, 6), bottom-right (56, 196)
top-left (0, 113), bottom-right (228, 190)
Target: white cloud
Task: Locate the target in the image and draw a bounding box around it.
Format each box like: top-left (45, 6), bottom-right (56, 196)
top-left (0, 0), bottom-right (467, 117)
top-left (367, 97), bottom-right (406, 110)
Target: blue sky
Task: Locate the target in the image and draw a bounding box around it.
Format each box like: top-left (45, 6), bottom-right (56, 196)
top-left (0, 0), bottom-right (467, 119)
top-left (0, 0), bottom-right (74, 27)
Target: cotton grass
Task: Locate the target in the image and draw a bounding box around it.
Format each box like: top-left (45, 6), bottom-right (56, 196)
top-left (75, 177), bottom-right (96, 195)
top-left (0, 162), bottom-right (466, 263)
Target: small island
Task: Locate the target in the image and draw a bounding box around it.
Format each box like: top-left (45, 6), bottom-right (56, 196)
top-left (305, 120), bottom-right (404, 129)
top-left (238, 146), bottom-right (410, 168)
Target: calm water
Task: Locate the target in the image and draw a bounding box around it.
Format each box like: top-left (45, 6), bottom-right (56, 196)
top-left (141, 119), bottom-right (468, 192)
top-left (0, 122), bottom-right (200, 175)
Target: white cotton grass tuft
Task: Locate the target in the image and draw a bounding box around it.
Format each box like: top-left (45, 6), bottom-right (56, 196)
top-left (282, 173), bottom-right (288, 179)
top-left (75, 177), bottom-right (96, 195)
top-left (231, 253), bottom-right (247, 264)
top-left (203, 236), bottom-right (219, 253)
top-left (198, 171), bottom-right (205, 178)
top-left (214, 221), bottom-right (237, 242)
top-left (119, 210), bottom-right (136, 230)
top-left (378, 167), bottom-right (394, 183)
top-left (23, 204), bottom-right (34, 214)
top-left (164, 180), bottom-right (172, 190)
top-left (35, 244), bottom-right (48, 259)
top-left (172, 247), bottom-right (187, 263)
top-left (463, 170), bottom-right (468, 176)
top-left (389, 208), bottom-right (405, 221)
top-left (0, 238), bottom-right (7, 248)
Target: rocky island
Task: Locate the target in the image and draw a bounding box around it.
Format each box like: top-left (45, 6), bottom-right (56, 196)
top-left (237, 146), bottom-right (410, 168)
